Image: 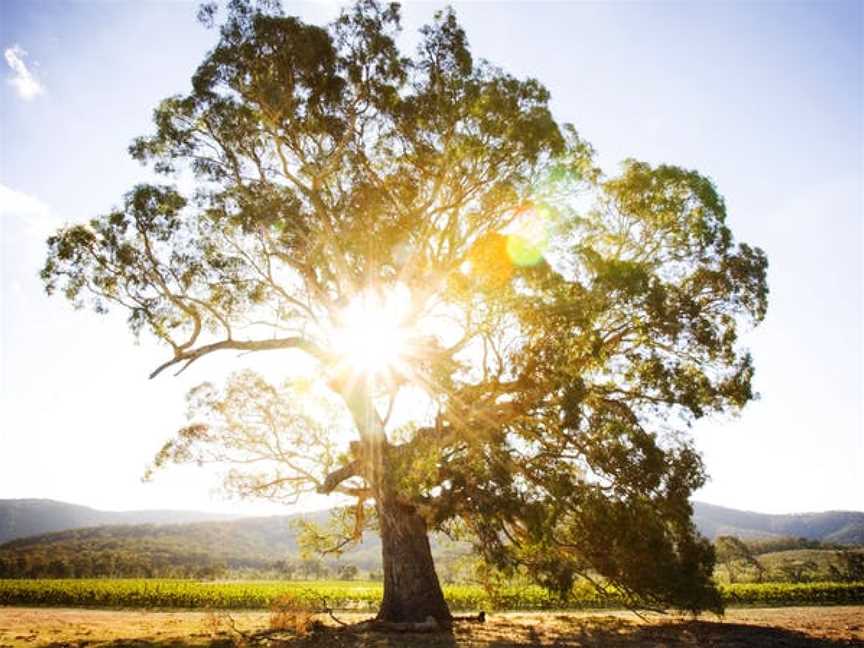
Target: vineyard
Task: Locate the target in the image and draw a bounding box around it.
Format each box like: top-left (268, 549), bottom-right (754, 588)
top-left (1, 579), bottom-right (862, 611)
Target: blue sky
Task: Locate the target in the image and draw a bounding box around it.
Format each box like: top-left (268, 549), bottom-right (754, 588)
top-left (1, 1), bottom-right (861, 515)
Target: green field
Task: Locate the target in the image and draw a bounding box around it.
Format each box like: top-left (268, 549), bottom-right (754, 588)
top-left (1, 579), bottom-right (863, 611)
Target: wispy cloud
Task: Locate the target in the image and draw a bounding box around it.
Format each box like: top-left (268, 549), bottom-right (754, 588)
top-left (0, 184), bottom-right (59, 238)
top-left (0, 184), bottom-right (50, 218)
top-left (4, 45), bottom-right (44, 100)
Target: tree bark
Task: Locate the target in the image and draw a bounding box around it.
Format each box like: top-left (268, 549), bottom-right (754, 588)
top-left (376, 494), bottom-right (452, 623)
top-left (336, 376), bottom-right (451, 624)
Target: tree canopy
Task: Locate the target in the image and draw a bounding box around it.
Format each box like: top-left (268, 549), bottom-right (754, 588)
top-left (42, 0), bottom-right (768, 619)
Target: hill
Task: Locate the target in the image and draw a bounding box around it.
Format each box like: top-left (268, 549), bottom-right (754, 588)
top-left (0, 509), bottom-right (368, 578)
top-left (1, 499), bottom-right (861, 579)
top-left (0, 502), bottom-right (462, 579)
top-left (0, 499), bottom-right (240, 544)
top-left (5, 499), bottom-right (863, 546)
top-left (692, 502), bottom-right (864, 544)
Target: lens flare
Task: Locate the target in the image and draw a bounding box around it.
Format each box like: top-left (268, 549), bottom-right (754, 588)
top-left (506, 203), bottom-right (553, 267)
top-left (330, 285), bottom-right (412, 377)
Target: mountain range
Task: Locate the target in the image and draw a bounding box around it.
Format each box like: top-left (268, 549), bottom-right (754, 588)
top-left (692, 502), bottom-right (864, 545)
top-left (0, 498), bottom-right (861, 576)
top-left (3, 499), bottom-right (862, 546)
top-left (0, 499), bottom-right (241, 544)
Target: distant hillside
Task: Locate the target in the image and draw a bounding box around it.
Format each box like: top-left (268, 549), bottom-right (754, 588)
top-left (4, 499), bottom-right (862, 547)
top-left (0, 499), bottom-right (240, 544)
top-left (0, 509), bottom-right (394, 579)
top-left (1, 499), bottom-right (861, 579)
top-left (692, 502), bottom-right (864, 544)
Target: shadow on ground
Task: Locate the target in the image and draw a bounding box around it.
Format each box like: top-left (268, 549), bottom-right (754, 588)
top-left (32, 615), bottom-right (864, 648)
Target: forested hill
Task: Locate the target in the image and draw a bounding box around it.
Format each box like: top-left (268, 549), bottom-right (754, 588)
top-left (692, 502), bottom-right (864, 545)
top-left (4, 499), bottom-right (863, 546)
top-left (0, 499), bottom-right (240, 544)
top-left (1, 500), bottom-right (862, 578)
top-left (0, 499), bottom-right (864, 562)
top-left (0, 507), bottom-right (394, 579)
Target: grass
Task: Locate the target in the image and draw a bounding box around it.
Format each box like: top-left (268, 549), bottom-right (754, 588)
top-left (1, 579), bottom-right (863, 611)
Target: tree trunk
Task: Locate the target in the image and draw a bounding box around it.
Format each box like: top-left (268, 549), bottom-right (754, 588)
top-left (338, 379), bottom-right (451, 623)
top-left (376, 495), bottom-right (451, 623)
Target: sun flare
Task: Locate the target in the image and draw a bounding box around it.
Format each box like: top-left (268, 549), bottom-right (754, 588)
top-left (330, 286), bottom-right (413, 377)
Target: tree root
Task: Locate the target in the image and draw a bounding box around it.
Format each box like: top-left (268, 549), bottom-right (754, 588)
top-left (217, 608), bottom-right (487, 642)
top-left (453, 611), bottom-right (486, 624)
top-left (360, 616), bottom-right (442, 633)
top-left (357, 610), bottom-right (486, 633)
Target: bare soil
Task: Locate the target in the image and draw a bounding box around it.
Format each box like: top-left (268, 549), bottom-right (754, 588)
top-left (0, 606), bottom-right (862, 647)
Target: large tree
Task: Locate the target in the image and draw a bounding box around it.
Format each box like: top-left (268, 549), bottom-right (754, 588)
top-left (42, 0), bottom-right (768, 622)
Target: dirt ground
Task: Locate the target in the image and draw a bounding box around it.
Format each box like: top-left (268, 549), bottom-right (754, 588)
top-left (0, 606), bottom-right (862, 647)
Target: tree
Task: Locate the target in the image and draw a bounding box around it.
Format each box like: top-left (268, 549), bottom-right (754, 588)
top-left (338, 563), bottom-right (359, 581)
top-left (828, 550), bottom-right (864, 583)
top-left (779, 559), bottom-right (818, 583)
top-left (299, 557), bottom-right (326, 581)
top-left (273, 559), bottom-right (296, 580)
top-left (41, 0), bottom-right (768, 622)
top-left (714, 536), bottom-right (764, 583)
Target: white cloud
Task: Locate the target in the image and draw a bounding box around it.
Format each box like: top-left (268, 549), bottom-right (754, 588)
top-left (0, 183), bottom-right (50, 218)
top-left (0, 184), bottom-right (59, 237)
top-left (4, 45), bottom-right (44, 100)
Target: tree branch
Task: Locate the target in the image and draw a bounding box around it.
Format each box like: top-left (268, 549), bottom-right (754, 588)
top-left (317, 459), bottom-right (363, 495)
top-left (149, 336), bottom-right (329, 379)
